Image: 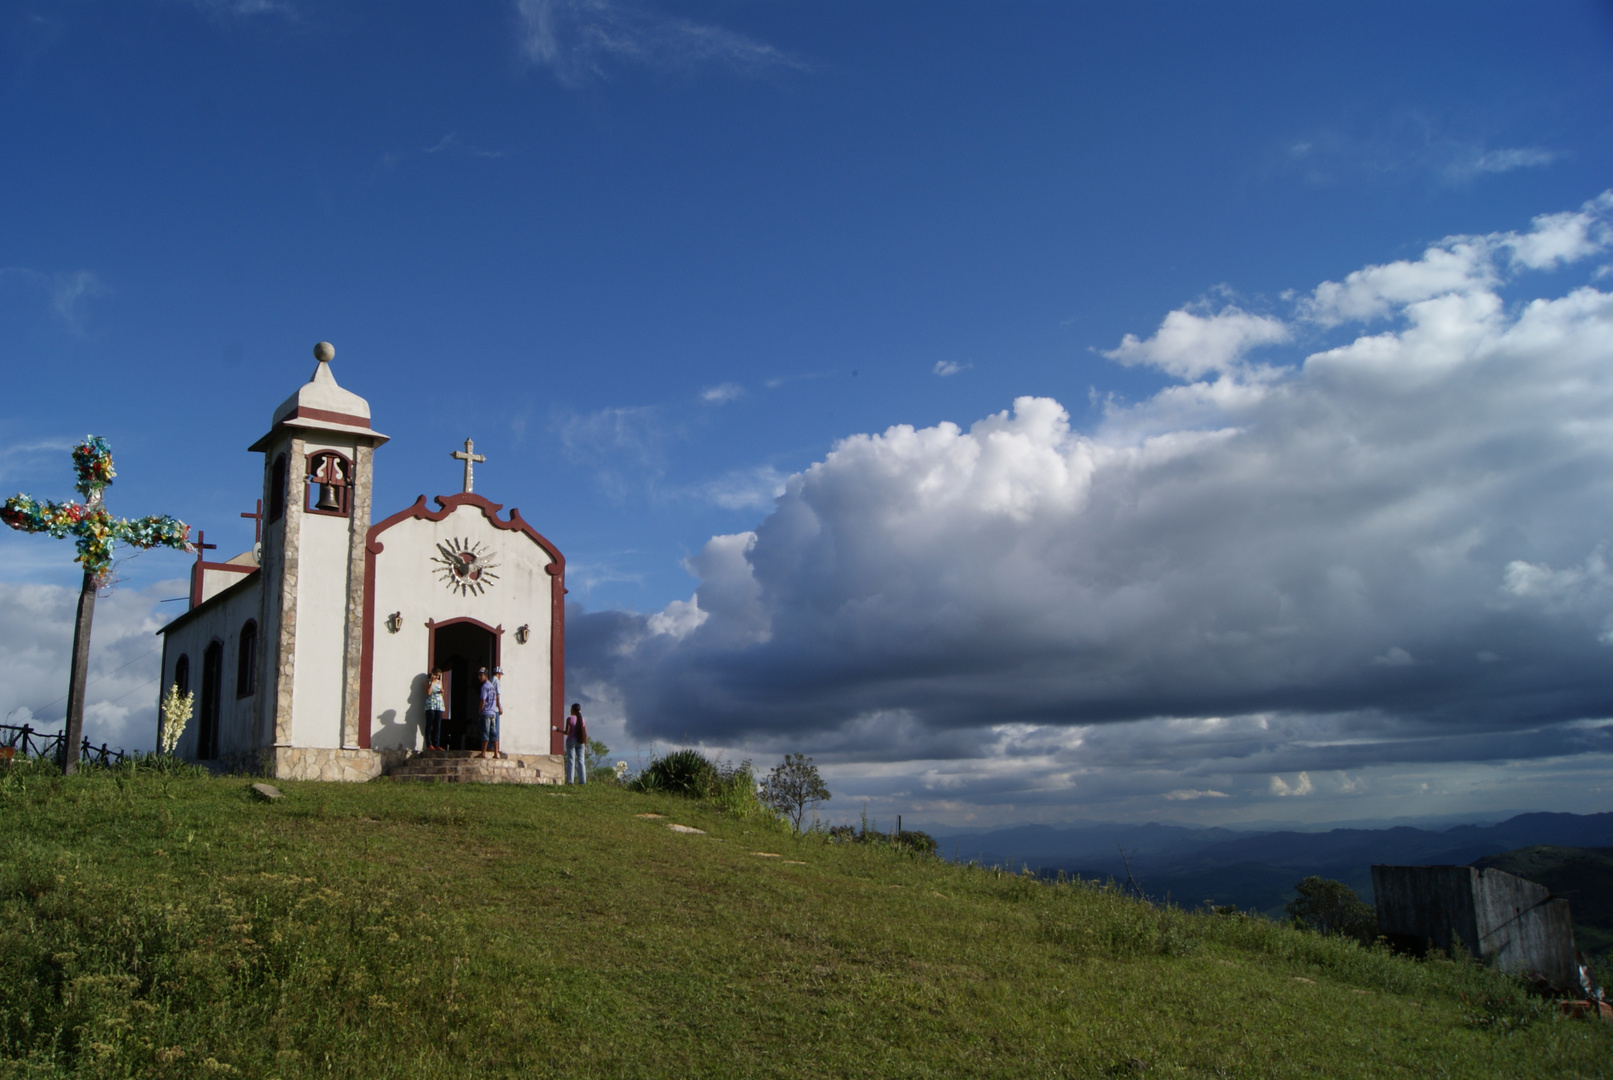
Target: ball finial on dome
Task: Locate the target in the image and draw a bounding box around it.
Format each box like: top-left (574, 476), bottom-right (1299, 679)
top-left (313, 342), bottom-right (335, 363)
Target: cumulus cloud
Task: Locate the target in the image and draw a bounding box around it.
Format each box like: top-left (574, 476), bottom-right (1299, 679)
top-left (1102, 304), bottom-right (1290, 379)
top-left (516, 0), bottom-right (806, 86)
top-left (569, 193), bottom-right (1613, 823)
top-left (1298, 191), bottom-right (1613, 326)
top-left (1270, 772), bottom-right (1314, 797)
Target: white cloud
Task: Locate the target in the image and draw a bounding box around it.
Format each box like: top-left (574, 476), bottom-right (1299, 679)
top-left (0, 267), bottom-right (106, 336)
top-left (1101, 305), bottom-right (1290, 380)
top-left (1298, 191), bottom-right (1612, 326)
top-left (551, 403), bottom-right (672, 499)
top-left (1164, 789), bottom-right (1228, 801)
top-left (568, 194), bottom-right (1613, 822)
top-left (1279, 115), bottom-right (1564, 190)
top-left (0, 581), bottom-right (178, 753)
top-left (933, 360), bottom-right (971, 377)
top-left (1454, 147), bottom-right (1559, 179)
top-left (188, 0), bottom-right (297, 21)
top-left (701, 383), bottom-right (744, 404)
top-left (1270, 772), bottom-right (1315, 797)
top-left (516, 0), bottom-right (806, 86)
top-left (688, 464), bottom-right (787, 510)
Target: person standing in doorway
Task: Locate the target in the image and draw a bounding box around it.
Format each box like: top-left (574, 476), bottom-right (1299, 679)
top-left (423, 667), bottom-right (445, 750)
top-left (562, 703), bottom-right (587, 784)
top-left (477, 667), bottom-right (501, 759)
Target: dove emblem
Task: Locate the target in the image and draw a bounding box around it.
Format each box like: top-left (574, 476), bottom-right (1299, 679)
top-left (431, 537), bottom-right (501, 596)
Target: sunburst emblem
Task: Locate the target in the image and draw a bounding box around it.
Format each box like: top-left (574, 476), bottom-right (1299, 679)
top-left (431, 537), bottom-right (500, 596)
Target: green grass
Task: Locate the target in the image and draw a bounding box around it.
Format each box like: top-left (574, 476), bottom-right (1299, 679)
top-left (1, 764), bottom-right (1609, 1079)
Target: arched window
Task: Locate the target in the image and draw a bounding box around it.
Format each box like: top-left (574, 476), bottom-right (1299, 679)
top-left (236, 620), bottom-right (257, 698)
top-left (305, 450), bottom-right (352, 516)
top-left (174, 654), bottom-right (190, 696)
top-left (268, 454), bottom-right (288, 524)
top-left (197, 641), bottom-right (223, 761)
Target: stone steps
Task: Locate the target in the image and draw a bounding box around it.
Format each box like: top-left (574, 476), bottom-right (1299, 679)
top-left (386, 749), bottom-right (563, 785)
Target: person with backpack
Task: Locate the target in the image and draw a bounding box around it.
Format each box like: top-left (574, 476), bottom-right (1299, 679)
top-left (561, 703), bottom-right (587, 784)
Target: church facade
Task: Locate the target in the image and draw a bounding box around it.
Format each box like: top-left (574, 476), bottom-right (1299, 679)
top-left (157, 344), bottom-right (566, 781)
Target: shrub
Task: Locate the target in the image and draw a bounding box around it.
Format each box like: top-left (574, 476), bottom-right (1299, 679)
top-left (632, 748), bottom-right (721, 797)
top-left (825, 818), bottom-right (937, 854)
top-left (627, 750), bottom-right (764, 818)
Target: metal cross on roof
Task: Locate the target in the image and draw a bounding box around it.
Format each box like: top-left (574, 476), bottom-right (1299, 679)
top-left (451, 438), bottom-right (485, 493)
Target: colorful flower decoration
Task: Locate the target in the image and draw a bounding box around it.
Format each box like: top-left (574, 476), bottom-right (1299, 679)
top-left (2, 436), bottom-right (190, 578)
top-left (71, 435), bottom-right (116, 499)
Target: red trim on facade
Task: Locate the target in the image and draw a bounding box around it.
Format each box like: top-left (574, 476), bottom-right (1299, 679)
top-left (285, 406), bottom-right (372, 429)
top-left (357, 493), bottom-right (565, 752)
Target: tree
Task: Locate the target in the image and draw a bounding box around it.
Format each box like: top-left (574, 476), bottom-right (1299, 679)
top-left (1285, 876), bottom-right (1377, 945)
top-left (584, 738), bottom-right (614, 782)
top-left (760, 753), bottom-right (831, 830)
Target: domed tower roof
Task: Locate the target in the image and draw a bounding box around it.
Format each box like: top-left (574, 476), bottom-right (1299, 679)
top-left (250, 342), bottom-right (389, 450)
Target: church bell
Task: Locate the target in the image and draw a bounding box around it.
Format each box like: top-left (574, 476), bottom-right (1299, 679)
top-left (314, 482), bottom-right (342, 512)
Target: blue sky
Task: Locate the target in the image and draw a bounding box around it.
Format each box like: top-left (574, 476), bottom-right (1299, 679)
top-left (3, 1), bottom-right (1613, 828)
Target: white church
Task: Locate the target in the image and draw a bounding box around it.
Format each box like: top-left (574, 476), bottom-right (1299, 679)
top-left (158, 343), bottom-right (567, 782)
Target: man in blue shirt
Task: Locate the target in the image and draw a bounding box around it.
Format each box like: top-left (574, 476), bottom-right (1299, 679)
top-left (477, 667), bottom-right (501, 758)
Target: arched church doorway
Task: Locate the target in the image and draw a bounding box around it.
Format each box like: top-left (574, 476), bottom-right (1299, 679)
top-left (429, 619), bottom-right (499, 750)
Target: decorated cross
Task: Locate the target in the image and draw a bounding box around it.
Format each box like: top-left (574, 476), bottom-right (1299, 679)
top-left (1, 436), bottom-right (191, 773)
top-left (452, 437), bottom-right (485, 494)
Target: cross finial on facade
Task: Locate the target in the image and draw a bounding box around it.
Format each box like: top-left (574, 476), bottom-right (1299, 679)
top-left (452, 438), bottom-right (486, 494)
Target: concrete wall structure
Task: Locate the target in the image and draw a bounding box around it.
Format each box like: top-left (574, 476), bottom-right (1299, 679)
top-left (1372, 864), bottom-right (1580, 990)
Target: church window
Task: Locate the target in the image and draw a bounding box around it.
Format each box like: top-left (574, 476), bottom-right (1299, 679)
top-left (236, 620), bottom-right (257, 698)
top-left (174, 654), bottom-right (189, 696)
top-left (268, 454), bottom-right (288, 524)
top-left (198, 641), bottom-right (223, 761)
top-left (305, 450), bottom-right (352, 516)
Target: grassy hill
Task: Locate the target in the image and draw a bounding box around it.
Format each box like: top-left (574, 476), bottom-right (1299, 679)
top-left (2, 766), bottom-right (1610, 1079)
top-left (1472, 846), bottom-right (1613, 957)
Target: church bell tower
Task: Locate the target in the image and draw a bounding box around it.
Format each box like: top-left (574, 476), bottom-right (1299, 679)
top-left (248, 342), bottom-right (390, 759)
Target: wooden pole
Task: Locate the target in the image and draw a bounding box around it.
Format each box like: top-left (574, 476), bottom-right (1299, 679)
top-left (59, 568), bottom-right (96, 775)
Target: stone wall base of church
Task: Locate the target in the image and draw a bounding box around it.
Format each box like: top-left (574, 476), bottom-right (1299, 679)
top-left (268, 746), bottom-right (410, 783)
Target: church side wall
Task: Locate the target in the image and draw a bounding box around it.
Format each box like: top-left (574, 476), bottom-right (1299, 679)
top-left (368, 506), bottom-right (554, 755)
top-left (160, 577), bottom-right (264, 767)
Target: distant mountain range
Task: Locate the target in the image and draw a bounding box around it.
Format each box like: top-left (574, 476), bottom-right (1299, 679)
top-left (927, 812), bottom-right (1613, 922)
